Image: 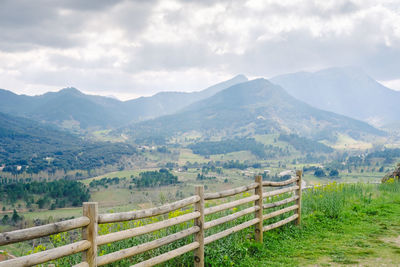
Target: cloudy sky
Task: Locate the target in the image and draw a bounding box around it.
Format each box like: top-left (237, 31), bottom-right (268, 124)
top-left (0, 0), bottom-right (399, 100)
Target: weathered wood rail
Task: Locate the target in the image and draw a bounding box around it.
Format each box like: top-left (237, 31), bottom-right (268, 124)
top-left (0, 171), bottom-right (303, 267)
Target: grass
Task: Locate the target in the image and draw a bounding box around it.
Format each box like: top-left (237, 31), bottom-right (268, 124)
top-left (234, 182), bottom-right (400, 266)
top-left (321, 133), bottom-right (374, 150)
top-left (3, 182), bottom-right (399, 266)
top-left (178, 149), bottom-right (209, 164)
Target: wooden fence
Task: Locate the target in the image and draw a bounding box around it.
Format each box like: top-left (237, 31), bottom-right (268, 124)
top-left (0, 171), bottom-right (303, 267)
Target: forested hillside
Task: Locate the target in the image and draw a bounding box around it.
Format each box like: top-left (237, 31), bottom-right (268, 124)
top-left (0, 113), bottom-right (137, 174)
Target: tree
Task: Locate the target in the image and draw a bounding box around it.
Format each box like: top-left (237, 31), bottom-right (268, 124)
top-left (314, 168), bottom-right (326, 177)
top-left (2, 214), bottom-right (9, 224)
top-left (11, 209), bottom-right (20, 223)
top-left (329, 169), bottom-right (339, 177)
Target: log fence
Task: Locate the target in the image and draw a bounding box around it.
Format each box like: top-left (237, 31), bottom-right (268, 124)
top-left (0, 171), bottom-right (303, 267)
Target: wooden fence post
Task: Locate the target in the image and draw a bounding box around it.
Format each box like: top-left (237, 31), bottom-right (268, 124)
top-left (254, 175), bottom-right (263, 242)
top-left (194, 185), bottom-right (204, 267)
top-left (295, 170), bottom-right (302, 225)
top-left (82, 202), bottom-right (98, 267)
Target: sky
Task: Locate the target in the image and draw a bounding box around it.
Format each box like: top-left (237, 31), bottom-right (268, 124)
top-left (0, 0), bottom-right (399, 100)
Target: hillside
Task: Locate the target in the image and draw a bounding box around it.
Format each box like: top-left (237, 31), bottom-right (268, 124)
top-left (119, 79), bottom-right (384, 144)
top-left (0, 75), bottom-right (247, 130)
top-left (0, 88), bottom-right (126, 129)
top-left (0, 112), bottom-right (137, 174)
top-left (271, 67), bottom-right (400, 126)
top-left (123, 74), bottom-right (248, 121)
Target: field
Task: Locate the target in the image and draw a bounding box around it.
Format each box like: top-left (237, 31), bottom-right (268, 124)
top-left (1, 139), bottom-right (398, 265)
top-left (1, 155), bottom-right (386, 231)
top-left (321, 133), bottom-right (374, 150)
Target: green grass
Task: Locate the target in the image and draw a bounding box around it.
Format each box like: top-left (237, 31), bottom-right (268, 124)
top-left (3, 180), bottom-right (400, 266)
top-left (178, 149), bottom-right (209, 164)
top-left (233, 182), bottom-right (400, 266)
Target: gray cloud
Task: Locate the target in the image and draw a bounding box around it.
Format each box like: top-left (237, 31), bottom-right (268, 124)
top-left (0, 0), bottom-right (399, 98)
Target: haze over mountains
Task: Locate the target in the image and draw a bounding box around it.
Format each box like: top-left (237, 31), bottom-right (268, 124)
top-left (120, 79), bottom-right (383, 143)
top-left (271, 67), bottom-right (400, 127)
top-left (0, 66), bottom-right (397, 145)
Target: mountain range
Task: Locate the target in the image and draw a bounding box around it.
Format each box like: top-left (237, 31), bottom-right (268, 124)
top-left (119, 78), bottom-right (384, 144)
top-left (271, 67), bottom-right (400, 127)
top-left (0, 67), bottom-right (397, 145)
top-left (0, 75), bottom-right (247, 130)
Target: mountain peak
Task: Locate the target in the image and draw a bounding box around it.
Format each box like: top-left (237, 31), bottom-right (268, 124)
top-left (58, 87), bottom-right (83, 95)
top-left (271, 66), bottom-right (400, 125)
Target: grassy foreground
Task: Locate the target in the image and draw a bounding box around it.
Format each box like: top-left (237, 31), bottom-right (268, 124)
top-left (2, 182), bottom-right (399, 266)
top-left (224, 182), bottom-right (400, 266)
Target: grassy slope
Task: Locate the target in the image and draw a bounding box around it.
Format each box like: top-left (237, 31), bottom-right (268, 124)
top-left (2, 182), bottom-right (399, 266)
top-left (230, 183), bottom-right (400, 266)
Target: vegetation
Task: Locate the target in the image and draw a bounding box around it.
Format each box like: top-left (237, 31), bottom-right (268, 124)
top-left (366, 148), bottom-right (400, 164)
top-left (222, 160), bottom-right (250, 170)
top-left (10, 181), bottom-right (399, 266)
top-left (0, 112), bottom-right (138, 174)
top-left (278, 134), bottom-right (334, 153)
top-left (196, 173), bottom-right (216, 181)
top-left (89, 177), bottom-right (124, 188)
top-left (188, 138), bottom-right (267, 158)
top-left (0, 180), bottom-right (90, 212)
top-left (132, 169), bottom-right (179, 188)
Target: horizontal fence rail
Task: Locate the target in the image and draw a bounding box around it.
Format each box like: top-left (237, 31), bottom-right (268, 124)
top-left (0, 217), bottom-right (90, 246)
top-left (97, 211), bottom-right (200, 245)
top-left (0, 171), bottom-right (305, 267)
top-left (97, 227), bottom-right (200, 266)
top-left (0, 240), bottom-right (91, 267)
top-left (98, 195), bottom-right (200, 224)
top-left (204, 182), bottom-right (258, 200)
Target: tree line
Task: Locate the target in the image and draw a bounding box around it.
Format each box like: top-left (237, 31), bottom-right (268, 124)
top-left (132, 169), bottom-right (179, 188)
top-left (1, 180), bottom-right (90, 209)
top-left (188, 138), bottom-right (267, 158)
top-left (278, 134), bottom-right (334, 153)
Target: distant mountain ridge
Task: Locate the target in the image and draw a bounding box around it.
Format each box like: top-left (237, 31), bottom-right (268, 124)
top-left (271, 67), bottom-right (400, 126)
top-left (0, 75), bottom-right (248, 129)
top-left (122, 74), bottom-right (248, 121)
top-left (119, 78), bottom-right (384, 143)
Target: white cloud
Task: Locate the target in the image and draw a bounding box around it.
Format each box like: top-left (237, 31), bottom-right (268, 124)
top-left (0, 0), bottom-right (399, 98)
top-left (381, 79), bottom-right (400, 91)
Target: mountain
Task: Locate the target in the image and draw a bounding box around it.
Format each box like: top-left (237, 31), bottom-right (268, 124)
top-left (119, 79), bottom-right (384, 144)
top-left (122, 74), bottom-right (248, 121)
top-left (0, 112), bottom-right (137, 174)
top-left (0, 75), bottom-right (247, 129)
top-left (0, 87), bottom-right (126, 129)
top-left (270, 67), bottom-right (400, 126)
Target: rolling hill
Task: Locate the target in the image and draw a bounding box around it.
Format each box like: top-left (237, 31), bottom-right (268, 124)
top-left (119, 79), bottom-right (384, 144)
top-left (0, 112), bottom-right (137, 174)
top-left (271, 67), bottom-right (400, 127)
top-left (0, 75), bottom-right (247, 130)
